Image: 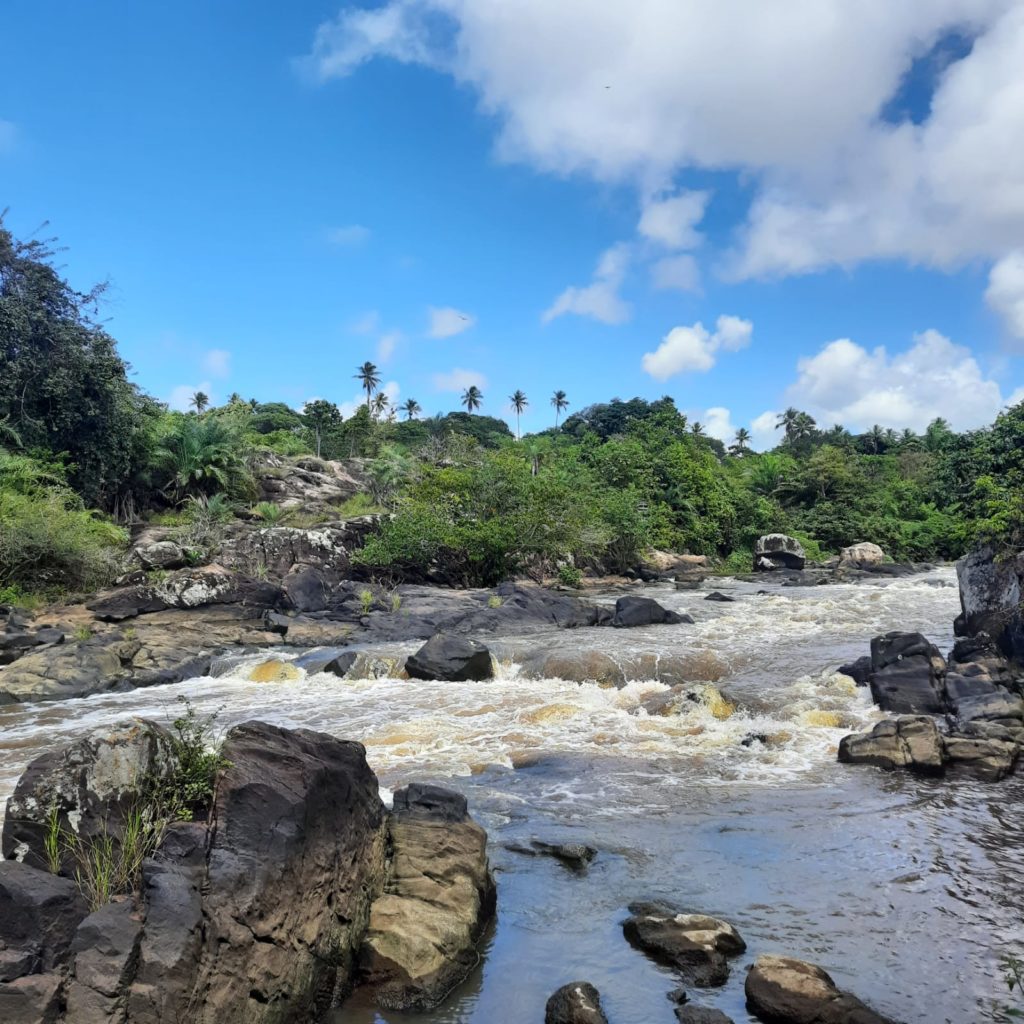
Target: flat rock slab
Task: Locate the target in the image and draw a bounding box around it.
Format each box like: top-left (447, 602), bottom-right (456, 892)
top-left (745, 954), bottom-right (898, 1024)
top-left (623, 902), bottom-right (745, 987)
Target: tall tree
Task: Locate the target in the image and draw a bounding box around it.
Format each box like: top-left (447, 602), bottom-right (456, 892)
top-left (302, 399), bottom-right (341, 458)
top-left (461, 386), bottom-right (483, 413)
top-left (354, 361), bottom-right (381, 411)
top-left (510, 390), bottom-right (528, 440)
top-left (372, 392), bottom-right (390, 419)
top-left (691, 421), bottom-right (705, 436)
top-left (401, 398), bottom-right (422, 421)
top-left (551, 390), bottom-right (569, 428)
top-left (729, 427), bottom-right (751, 456)
top-left (190, 391), bottom-right (209, 415)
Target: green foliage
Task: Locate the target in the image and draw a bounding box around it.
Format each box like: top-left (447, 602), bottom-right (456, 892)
top-left (557, 563), bottom-right (583, 588)
top-left (358, 588), bottom-right (375, 615)
top-left (152, 414), bottom-right (254, 502)
top-left (334, 492), bottom-right (384, 518)
top-left (163, 696), bottom-right (230, 815)
top-left (253, 501), bottom-right (289, 525)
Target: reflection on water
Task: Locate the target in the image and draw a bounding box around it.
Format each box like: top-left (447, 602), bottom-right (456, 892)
top-left (1, 569), bottom-right (1019, 1022)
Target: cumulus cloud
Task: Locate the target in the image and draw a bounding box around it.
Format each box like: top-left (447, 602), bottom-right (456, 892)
top-left (701, 406), bottom-right (737, 443)
top-left (638, 190), bottom-right (709, 249)
top-left (377, 330), bottom-right (402, 362)
top-left (326, 224), bottom-right (371, 246)
top-left (432, 367), bottom-right (487, 392)
top-left (167, 382), bottom-right (213, 413)
top-left (650, 254), bottom-right (700, 294)
top-left (787, 328), bottom-right (1014, 432)
top-left (428, 306), bottom-right (476, 337)
top-left (986, 251), bottom-right (1024, 341)
top-left (201, 349), bottom-right (231, 378)
top-left (543, 243), bottom-right (631, 324)
top-left (303, 2), bottom-right (1024, 286)
top-left (338, 379), bottom-right (401, 419)
top-left (641, 314), bottom-right (752, 380)
top-left (750, 410), bottom-right (781, 451)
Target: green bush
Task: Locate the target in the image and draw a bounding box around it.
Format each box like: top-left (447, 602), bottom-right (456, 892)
top-left (557, 563), bottom-right (583, 588)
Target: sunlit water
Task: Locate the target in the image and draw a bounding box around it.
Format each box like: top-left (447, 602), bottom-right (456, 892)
top-left (2, 569), bottom-right (1021, 1022)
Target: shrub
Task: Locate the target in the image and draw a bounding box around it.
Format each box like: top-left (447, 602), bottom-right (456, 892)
top-left (253, 501), bottom-right (289, 525)
top-left (557, 563), bottom-right (583, 588)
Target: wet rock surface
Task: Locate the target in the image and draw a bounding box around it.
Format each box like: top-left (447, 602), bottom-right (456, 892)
top-left (506, 839), bottom-right (597, 870)
top-left (405, 633), bottom-right (494, 681)
top-left (676, 1007), bottom-right (735, 1024)
top-left (867, 632), bottom-right (947, 715)
top-left (545, 981), bottom-right (610, 1024)
top-left (611, 596), bottom-right (691, 627)
top-left (956, 544), bottom-right (1024, 662)
top-left (745, 954), bottom-right (898, 1023)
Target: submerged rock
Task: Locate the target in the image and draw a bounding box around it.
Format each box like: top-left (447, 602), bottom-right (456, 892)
top-left (704, 592), bottom-right (735, 603)
top-left (676, 1008), bottom-right (735, 1024)
top-left (622, 902), bottom-right (745, 987)
top-left (744, 954), bottom-right (898, 1023)
top-left (753, 535), bottom-right (806, 572)
top-left (611, 596), bottom-right (691, 628)
top-left (545, 981), bottom-right (609, 1024)
top-left (404, 633), bottom-right (494, 681)
top-left (506, 839), bottom-right (597, 870)
top-left (358, 783), bottom-right (496, 1011)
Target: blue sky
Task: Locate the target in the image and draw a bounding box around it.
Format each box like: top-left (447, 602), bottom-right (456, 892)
top-left (2, 1), bottom-right (1023, 445)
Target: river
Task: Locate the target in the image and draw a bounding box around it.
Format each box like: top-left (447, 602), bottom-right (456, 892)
top-left (1, 569), bottom-right (1021, 1022)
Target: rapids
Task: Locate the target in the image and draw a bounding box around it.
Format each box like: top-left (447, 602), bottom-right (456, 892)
top-left (1, 568), bottom-right (1021, 1022)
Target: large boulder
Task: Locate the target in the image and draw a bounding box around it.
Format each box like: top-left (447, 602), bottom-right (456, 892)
top-left (622, 902), bottom-right (745, 987)
top-left (744, 954), bottom-right (897, 1023)
top-left (132, 540), bottom-right (188, 571)
top-left (545, 982), bottom-right (609, 1024)
top-left (754, 535), bottom-right (806, 571)
top-left (218, 524), bottom-right (364, 580)
top-left (943, 636), bottom-right (1024, 733)
top-left (405, 634), bottom-right (494, 681)
top-left (676, 1009), bottom-right (735, 1024)
top-left (838, 716), bottom-right (944, 775)
top-left (867, 632), bottom-right (947, 714)
top-left (611, 596), bottom-right (691, 628)
top-left (941, 734), bottom-right (1020, 781)
top-left (956, 545), bottom-right (1024, 663)
top-left (358, 784), bottom-right (496, 1010)
top-left (2, 720), bottom-right (177, 873)
top-left (253, 455), bottom-right (365, 514)
top-left (838, 542), bottom-right (885, 568)
top-left (184, 722), bottom-right (388, 1023)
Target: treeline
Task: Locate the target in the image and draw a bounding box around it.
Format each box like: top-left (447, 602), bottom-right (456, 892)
top-left (2, 221), bottom-right (1022, 596)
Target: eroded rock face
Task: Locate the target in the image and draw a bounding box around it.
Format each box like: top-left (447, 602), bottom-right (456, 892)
top-left (838, 542), bottom-right (885, 568)
top-left (956, 545), bottom-right (1024, 662)
top-left (868, 632), bottom-right (947, 715)
top-left (744, 954), bottom-right (897, 1023)
top-left (622, 902), bottom-right (745, 987)
top-left (254, 455), bottom-right (365, 514)
top-left (838, 716), bottom-right (944, 775)
top-left (2, 721), bottom-right (177, 873)
top-left (358, 784), bottom-right (496, 1011)
top-left (405, 634), bottom-right (494, 681)
top-left (545, 981), bottom-right (609, 1024)
top-left (753, 535), bottom-right (806, 572)
top-left (611, 596), bottom-right (691, 628)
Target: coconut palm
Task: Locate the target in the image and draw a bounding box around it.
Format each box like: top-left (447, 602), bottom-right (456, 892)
top-left (401, 398), bottom-right (422, 421)
top-left (776, 407), bottom-right (800, 436)
top-left (461, 386), bottom-right (483, 413)
top-left (510, 390), bottom-right (528, 440)
top-left (354, 361), bottom-right (381, 411)
top-left (153, 416), bottom-right (251, 502)
top-left (691, 421), bottom-right (705, 436)
top-left (865, 423), bottom-right (886, 454)
top-left (190, 391), bottom-right (209, 415)
top-left (551, 390), bottom-right (569, 428)
top-left (371, 392), bottom-right (390, 419)
top-left (729, 427), bottom-right (751, 456)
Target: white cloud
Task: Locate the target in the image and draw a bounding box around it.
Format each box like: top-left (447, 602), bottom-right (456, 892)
top-left (750, 410), bottom-right (780, 451)
top-left (0, 120), bottom-right (15, 154)
top-left (986, 251), bottom-right (1024, 341)
top-left (543, 243), bottom-right (631, 324)
top-left (428, 306), bottom-right (476, 338)
top-left (1008, 386), bottom-right (1024, 407)
top-left (350, 310), bottom-right (381, 334)
top-left (377, 330), bottom-right (402, 361)
top-left (167, 382), bottom-right (213, 413)
top-left (650, 254), bottom-right (700, 293)
top-left (327, 224), bottom-right (371, 246)
top-left (787, 328), bottom-right (1013, 431)
top-left (638, 189), bottom-right (709, 249)
top-left (641, 314), bottom-right (752, 379)
top-left (432, 367), bottom-right (487, 392)
top-left (338, 379), bottom-right (401, 419)
top-left (201, 348), bottom-right (231, 378)
top-left (303, 2), bottom-right (1024, 286)
top-left (701, 406), bottom-right (736, 443)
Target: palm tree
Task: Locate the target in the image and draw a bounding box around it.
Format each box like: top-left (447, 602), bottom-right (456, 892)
top-left (551, 390), bottom-right (569, 428)
top-left (371, 392), bottom-right (390, 419)
top-left (0, 414), bottom-right (22, 450)
top-left (865, 424), bottom-right (886, 454)
top-left (153, 416), bottom-right (250, 502)
top-left (691, 421), bottom-right (705, 436)
top-left (776, 407), bottom-right (800, 436)
top-left (461, 386), bottom-right (483, 413)
top-left (401, 398), bottom-right (422, 421)
top-left (510, 390), bottom-right (528, 440)
top-left (354, 361), bottom-right (381, 411)
top-left (190, 391), bottom-right (209, 415)
top-left (729, 427), bottom-right (751, 456)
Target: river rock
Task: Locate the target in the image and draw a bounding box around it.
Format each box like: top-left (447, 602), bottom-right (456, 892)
top-left (358, 783), bottom-right (496, 1010)
top-left (753, 535), bottom-right (806, 571)
top-left (704, 592), bottom-right (735, 603)
top-left (132, 540), bottom-right (188, 571)
top-left (676, 1008), bottom-right (735, 1024)
top-left (837, 716), bottom-right (944, 775)
top-left (941, 734), bottom-right (1020, 781)
top-left (838, 542), bottom-right (885, 568)
top-left (545, 981), bottom-right (609, 1024)
top-left (837, 656), bottom-right (872, 687)
top-left (868, 632), bottom-right (947, 714)
top-left (943, 636), bottom-right (1024, 732)
top-left (623, 902), bottom-right (745, 987)
top-left (405, 633), bottom-right (494, 681)
top-left (2, 720), bottom-right (177, 873)
top-left (0, 972), bottom-right (64, 1024)
top-left (293, 647), bottom-right (358, 678)
top-left (507, 839), bottom-right (597, 870)
top-left (611, 596), bottom-right (691, 628)
top-left (956, 545), bottom-right (1024, 662)
top-left (744, 954), bottom-right (897, 1023)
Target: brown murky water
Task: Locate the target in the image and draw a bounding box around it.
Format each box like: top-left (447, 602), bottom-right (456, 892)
top-left (2, 569), bottom-right (1020, 1022)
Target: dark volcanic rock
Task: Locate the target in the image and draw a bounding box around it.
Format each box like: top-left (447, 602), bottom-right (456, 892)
top-left (405, 633), bottom-right (494, 681)
top-left (611, 596), bottom-right (691, 628)
top-left (837, 655), bottom-right (873, 687)
top-left (956, 545), bottom-right (1024, 662)
top-left (622, 902), bottom-right (745, 987)
top-left (704, 592), bottom-right (735, 603)
top-left (676, 1008), bottom-right (734, 1024)
top-left (293, 647), bottom-right (358, 678)
top-left (745, 954), bottom-right (898, 1023)
top-left (507, 839), bottom-right (597, 870)
top-left (868, 632), bottom-right (947, 714)
top-left (545, 981), bottom-right (609, 1024)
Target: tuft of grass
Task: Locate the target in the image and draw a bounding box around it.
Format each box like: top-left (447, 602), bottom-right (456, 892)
top-left (44, 804), bottom-right (62, 874)
top-left (487, 595), bottom-right (503, 609)
top-left (253, 501), bottom-right (290, 526)
top-left (72, 625), bottom-right (93, 642)
top-left (358, 588), bottom-right (375, 616)
top-left (390, 591), bottom-right (402, 613)
top-left (335, 493), bottom-right (384, 519)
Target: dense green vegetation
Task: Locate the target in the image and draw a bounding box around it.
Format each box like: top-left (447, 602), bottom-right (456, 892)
top-left (1, 220), bottom-right (1022, 597)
